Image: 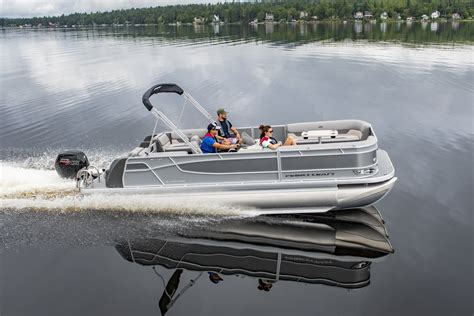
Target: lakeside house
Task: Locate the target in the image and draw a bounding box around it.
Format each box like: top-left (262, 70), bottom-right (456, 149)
top-left (354, 11), bottom-right (363, 20)
top-left (452, 13), bottom-right (461, 19)
top-left (299, 11), bottom-right (308, 19)
top-left (249, 18), bottom-right (258, 25)
top-left (421, 14), bottom-right (429, 21)
top-left (364, 11), bottom-right (373, 19)
top-left (265, 13), bottom-right (274, 22)
top-left (193, 17), bottom-right (204, 25)
top-left (431, 11), bottom-right (440, 19)
top-left (212, 15), bottom-right (220, 23)
top-left (380, 12), bottom-right (388, 20)
top-left (406, 16), bottom-right (415, 22)
top-left (311, 15), bottom-right (318, 21)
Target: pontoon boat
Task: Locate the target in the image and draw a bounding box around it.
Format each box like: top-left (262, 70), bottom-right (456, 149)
top-left (56, 83), bottom-right (397, 214)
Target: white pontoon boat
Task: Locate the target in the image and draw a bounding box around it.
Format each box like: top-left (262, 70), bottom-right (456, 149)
top-left (55, 83), bottom-right (397, 214)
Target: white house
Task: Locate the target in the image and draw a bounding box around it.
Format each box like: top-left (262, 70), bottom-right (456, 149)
top-left (452, 13), bottom-right (461, 19)
top-left (354, 11), bottom-right (363, 19)
top-left (265, 13), bottom-right (274, 22)
top-left (299, 11), bottom-right (308, 19)
top-left (364, 11), bottom-right (373, 19)
top-left (431, 11), bottom-right (440, 19)
top-left (421, 14), bottom-right (429, 21)
top-left (213, 15), bottom-right (220, 23)
top-left (380, 12), bottom-right (388, 20)
top-left (193, 17), bottom-right (204, 24)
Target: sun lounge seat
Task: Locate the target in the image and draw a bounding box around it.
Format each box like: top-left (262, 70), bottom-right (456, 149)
top-left (287, 121), bottom-right (370, 142)
top-left (288, 126), bottom-right (363, 144)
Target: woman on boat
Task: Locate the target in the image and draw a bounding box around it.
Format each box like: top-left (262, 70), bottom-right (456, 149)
top-left (259, 125), bottom-right (296, 149)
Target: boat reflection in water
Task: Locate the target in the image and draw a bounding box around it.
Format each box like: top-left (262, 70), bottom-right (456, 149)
top-left (115, 206), bottom-right (393, 315)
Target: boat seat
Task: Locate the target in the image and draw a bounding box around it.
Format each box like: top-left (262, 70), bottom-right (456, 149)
top-left (347, 129), bottom-right (363, 139)
top-left (156, 134), bottom-right (172, 152)
top-left (288, 129), bottom-right (362, 144)
top-left (241, 139), bottom-right (264, 151)
top-left (149, 133), bottom-right (201, 154)
top-left (145, 133), bottom-right (172, 153)
top-left (128, 146), bottom-right (146, 157)
top-left (190, 139), bottom-right (202, 154)
top-left (166, 143), bottom-right (193, 152)
top-left (287, 121), bottom-right (370, 140)
top-left (171, 129), bottom-right (207, 144)
top-left (241, 132), bottom-right (255, 146)
top-left (242, 144), bottom-right (264, 151)
top-left (190, 135), bottom-right (202, 145)
top-left (145, 132), bottom-right (200, 154)
top-left (157, 133), bottom-right (171, 145)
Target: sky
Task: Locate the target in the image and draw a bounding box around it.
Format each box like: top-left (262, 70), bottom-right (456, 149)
top-left (0, 0), bottom-right (221, 18)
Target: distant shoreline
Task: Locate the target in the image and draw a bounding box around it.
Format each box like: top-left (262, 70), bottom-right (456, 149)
top-left (1, 1), bottom-right (472, 28)
top-left (2, 19), bottom-right (473, 30)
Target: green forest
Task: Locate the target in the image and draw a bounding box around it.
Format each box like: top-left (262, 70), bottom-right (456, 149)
top-left (2, 0), bottom-right (472, 26)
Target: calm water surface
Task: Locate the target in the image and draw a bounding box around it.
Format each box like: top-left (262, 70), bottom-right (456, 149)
top-left (0, 24), bottom-right (473, 315)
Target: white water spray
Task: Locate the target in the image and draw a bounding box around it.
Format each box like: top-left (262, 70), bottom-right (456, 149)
top-left (0, 163), bottom-right (258, 217)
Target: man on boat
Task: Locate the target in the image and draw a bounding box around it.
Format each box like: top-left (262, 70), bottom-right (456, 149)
top-left (216, 108), bottom-right (241, 145)
top-left (201, 122), bottom-right (239, 154)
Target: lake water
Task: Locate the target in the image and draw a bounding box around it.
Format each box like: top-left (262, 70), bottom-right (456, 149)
top-left (0, 23), bottom-right (473, 315)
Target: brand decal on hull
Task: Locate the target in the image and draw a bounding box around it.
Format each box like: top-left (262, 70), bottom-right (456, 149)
top-left (284, 172), bottom-right (335, 178)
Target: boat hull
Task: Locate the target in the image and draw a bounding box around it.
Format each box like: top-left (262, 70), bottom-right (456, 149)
top-left (82, 178), bottom-right (395, 214)
top-left (82, 149), bottom-right (396, 214)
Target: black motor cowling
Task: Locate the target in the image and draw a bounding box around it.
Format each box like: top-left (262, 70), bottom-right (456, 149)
top-left (55, 150), bottom-right (89, 179)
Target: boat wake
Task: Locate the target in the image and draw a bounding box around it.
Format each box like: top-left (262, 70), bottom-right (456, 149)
top-left (0, 163), bottom-right (258, 217)
top-left (0, 164), bottom-right (75, 197)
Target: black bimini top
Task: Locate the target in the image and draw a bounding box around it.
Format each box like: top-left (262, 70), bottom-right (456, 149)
top-left (142, 83), bottom-right (184, 111)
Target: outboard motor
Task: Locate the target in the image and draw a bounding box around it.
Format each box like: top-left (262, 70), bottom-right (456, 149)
top-left (55, 150), bottom-right (89, 179)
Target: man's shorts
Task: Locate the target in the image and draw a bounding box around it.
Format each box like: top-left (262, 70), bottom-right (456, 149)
top-left (220, 137), bottom-right (238, 145)
top-left (227, 137), bottom-right (238, 144)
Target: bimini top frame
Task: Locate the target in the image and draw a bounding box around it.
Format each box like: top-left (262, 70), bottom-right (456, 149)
top-left (142, 83), bottom-right (215, 154)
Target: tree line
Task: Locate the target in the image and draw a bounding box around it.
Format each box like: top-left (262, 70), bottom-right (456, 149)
top-left (2, 0), bottom-right (472, 27)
